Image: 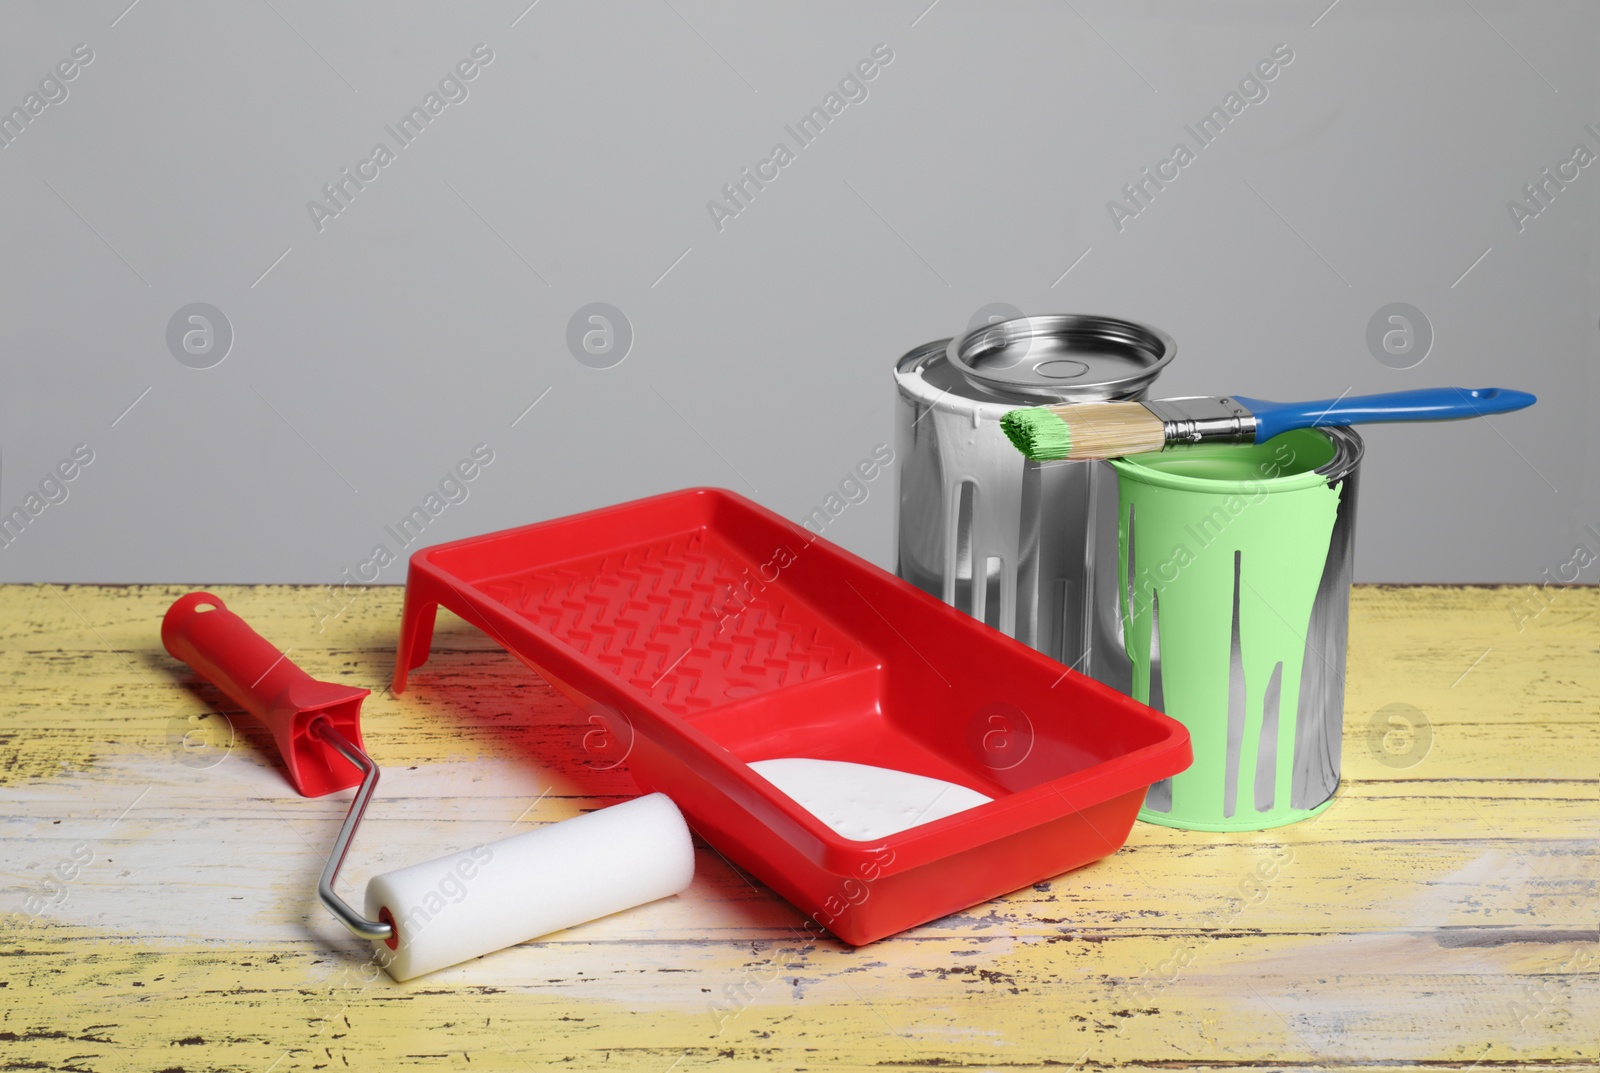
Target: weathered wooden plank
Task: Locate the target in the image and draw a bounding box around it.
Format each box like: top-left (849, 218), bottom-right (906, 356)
top-left (0, 584), bottom-right (1596, 1071)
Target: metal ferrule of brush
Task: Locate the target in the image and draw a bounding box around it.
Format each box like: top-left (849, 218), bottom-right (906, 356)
top-left (1144, 397), bottom-right (1259, 446)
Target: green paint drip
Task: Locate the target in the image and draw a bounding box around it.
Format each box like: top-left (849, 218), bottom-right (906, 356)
top-left (1112, 429), bottom-right (1344, 831)
top-left (1000, 408), bottom-right (1072, 460)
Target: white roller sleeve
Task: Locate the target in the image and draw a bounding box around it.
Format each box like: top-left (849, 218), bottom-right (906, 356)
top-left (365, 792), bottom-right (695, 981)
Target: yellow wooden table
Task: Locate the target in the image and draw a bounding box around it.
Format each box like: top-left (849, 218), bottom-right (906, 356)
top-left (2, 583), bottom-right (1596, 1071)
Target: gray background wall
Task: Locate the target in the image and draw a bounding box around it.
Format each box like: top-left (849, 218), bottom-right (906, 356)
top-left (1, 0), bottom-right (1594, 585)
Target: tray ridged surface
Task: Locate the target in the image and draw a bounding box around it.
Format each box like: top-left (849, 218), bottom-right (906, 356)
top-left (477, 529), bottom-right (863, 713)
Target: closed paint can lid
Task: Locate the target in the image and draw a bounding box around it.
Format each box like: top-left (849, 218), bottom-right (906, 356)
top-left (946, 314), bottom-right (1175, 402)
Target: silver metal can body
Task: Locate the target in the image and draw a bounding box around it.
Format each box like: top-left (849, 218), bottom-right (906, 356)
top-left (892, 315), bottom-right (1174, 675)
top-left (1291, 427), bottom-right (1362, 811)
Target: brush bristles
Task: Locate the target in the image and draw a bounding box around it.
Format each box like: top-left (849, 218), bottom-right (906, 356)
top-left (1001, 408), bottom-right (1073, 460)
top-left (1001, 403), bottom-right (1166, 461)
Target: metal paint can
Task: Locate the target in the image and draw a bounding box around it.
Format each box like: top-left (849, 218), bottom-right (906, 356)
top-left (892, 314), bottom-right (1175, 673)
top-left (1109, 426), bottom-right (1362, 829)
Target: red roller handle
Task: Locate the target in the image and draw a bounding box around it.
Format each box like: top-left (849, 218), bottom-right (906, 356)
top-left (162, 592), bottom-right (370, 797)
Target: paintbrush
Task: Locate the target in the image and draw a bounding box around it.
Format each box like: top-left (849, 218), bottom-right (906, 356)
top-left (999, 387), bottom-right (1537, 462)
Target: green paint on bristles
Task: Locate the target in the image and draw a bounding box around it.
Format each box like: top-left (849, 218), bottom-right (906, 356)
top-left (1001, 408), bottom-right (1073, 461)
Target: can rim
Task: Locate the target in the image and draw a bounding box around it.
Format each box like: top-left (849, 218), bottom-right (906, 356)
top-left (894, 337), bottom-right (1027, 412)
top-left (1314, 426), bottom-right (1364, 483)
top-left (946, 314), bottom-right (1176, 401)
top-left (1109, 427), bottom-right (1364, 493)
top-left (894, 338), bottom-right (954, 378)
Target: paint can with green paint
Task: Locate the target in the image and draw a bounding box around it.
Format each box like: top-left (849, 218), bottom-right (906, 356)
top-left (1109, 426), bottom-right (1362, 831)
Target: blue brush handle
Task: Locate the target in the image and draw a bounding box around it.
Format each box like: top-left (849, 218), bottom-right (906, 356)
top-left (1232, 387), bottom-right (1537, 442)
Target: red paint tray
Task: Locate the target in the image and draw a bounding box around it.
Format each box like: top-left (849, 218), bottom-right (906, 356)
top-left (392, 488), bottom-right (1190, 944)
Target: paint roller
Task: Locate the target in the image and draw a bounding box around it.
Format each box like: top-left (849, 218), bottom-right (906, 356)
top-left (161, 592), bottom-right (695, 981)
